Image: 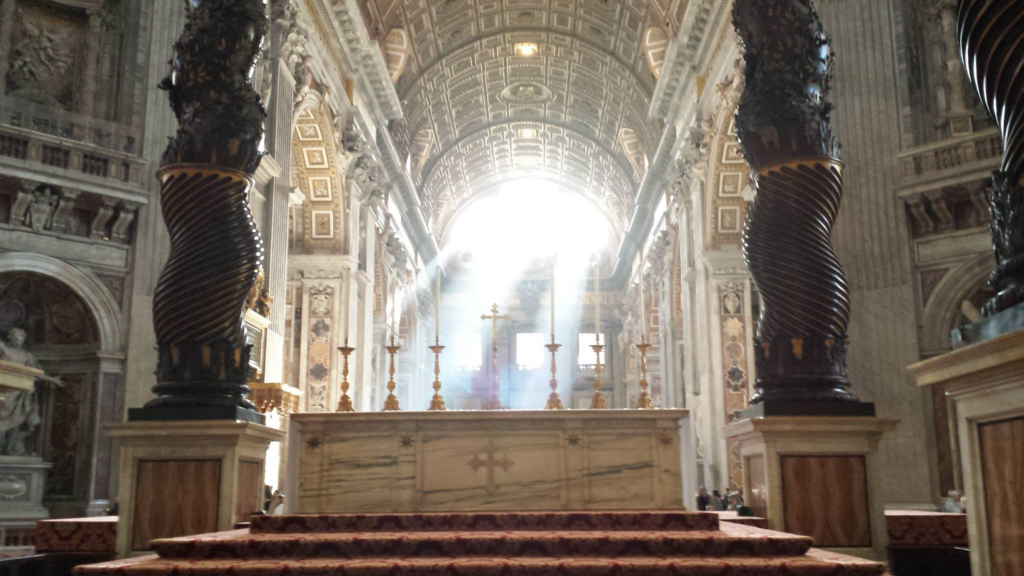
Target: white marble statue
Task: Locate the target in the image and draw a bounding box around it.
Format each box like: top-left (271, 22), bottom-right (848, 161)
top-left (0, 328), bottom-right (60, 457)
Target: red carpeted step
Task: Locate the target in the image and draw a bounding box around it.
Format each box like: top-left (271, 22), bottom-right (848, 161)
top-left (151, 529), bottom-right (813, 559)
top-left (74, 552), bottom-right (887, 576)
top-left (250, 511), bottom-right (718, 534)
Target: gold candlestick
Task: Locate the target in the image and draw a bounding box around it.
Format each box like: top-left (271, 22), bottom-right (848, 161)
top-left (635, 339), bottom-right (653, 409)
top-left (383, 333), bottom-right (401, 411)
top-left (336, 342), bottom-right (356, 412)
top-left (544, 340), bottom-right (563, 410)
top-left (590, 341), bottom-right (607, 409)
top-left (428, 340), bottom-right (446, 411)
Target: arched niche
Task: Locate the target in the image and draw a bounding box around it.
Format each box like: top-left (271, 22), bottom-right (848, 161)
top-left (0, 268), bottom-right (102, 504)
top-left (919, 253), bottom-right (995, 355)
top-left (0, 252), bottom-right (121, 352)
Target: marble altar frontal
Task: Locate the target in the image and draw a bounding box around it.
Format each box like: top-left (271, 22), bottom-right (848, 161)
top-left (285, 410), bottom-right (696, 513)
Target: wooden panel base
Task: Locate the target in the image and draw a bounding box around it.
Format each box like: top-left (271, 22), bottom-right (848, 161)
top-left (131, 460), bottom-right (220, 551)
top-left (781, 456), bottom-right (870, 547)
top-left (979, 417), bottom-right (1024, 576)
top-left (109, 421), bottom-right (283, 557)
top-left (235, 460), bottom-right (264, 525)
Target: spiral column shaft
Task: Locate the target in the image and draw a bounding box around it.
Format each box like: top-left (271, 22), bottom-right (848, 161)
top-left (957, 1), bottom-right (1024, 315)
top-left (733, 0), bottom-right (857, 405)
top-left (142, 0), bottom-right (268, 415)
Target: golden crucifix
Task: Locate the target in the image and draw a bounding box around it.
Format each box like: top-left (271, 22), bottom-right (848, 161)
top-left (480, 303), bottom-right (509, 410)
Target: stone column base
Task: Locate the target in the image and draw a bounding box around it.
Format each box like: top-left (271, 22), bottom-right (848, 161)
top-left (0, 456), bottom-right (52, 529)
top-left (910, 327), bottom-right (1024, 576)
top-left (108, 420), bottom-right (283, 557)
top-left (723, 416), bottom-right (897, 561)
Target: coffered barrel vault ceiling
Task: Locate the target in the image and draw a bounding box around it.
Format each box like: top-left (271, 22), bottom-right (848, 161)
top-left (364, 0), bottom-right (687, 238)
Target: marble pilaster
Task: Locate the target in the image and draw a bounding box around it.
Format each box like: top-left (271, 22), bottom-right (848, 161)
top-left (121, 0), bottom-right (184, 420)
top-left (0, 0), bottom-right (17, 108)
top-left (79, 9), bottom-right (103, 116)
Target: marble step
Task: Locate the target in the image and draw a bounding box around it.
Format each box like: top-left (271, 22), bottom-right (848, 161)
top-left (151, 529), bottom-right (813, 559)
top-left (249, 511), bottom-right (718, 534)
top-left (75, 552), bottom-right (887, 576)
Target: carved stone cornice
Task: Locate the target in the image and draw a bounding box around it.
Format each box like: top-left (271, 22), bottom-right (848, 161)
top-left (650, 0), bottom-right (721, 119)
top-left (320, 0), bottom-right (402, 119)
top-left (612, 127), bottom-right (678, 284)
top-left (289, 254), bottom-right (358, 280)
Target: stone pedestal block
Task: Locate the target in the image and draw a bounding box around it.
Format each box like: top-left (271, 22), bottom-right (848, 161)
top-left (108, 420), bottom-right (283, 557)
top-left (724, 416), bottom-right (896, 561)
top-left (910, 328), bottom-right (1024, 576)
top-left (0, 456), bottom-right (52, 529)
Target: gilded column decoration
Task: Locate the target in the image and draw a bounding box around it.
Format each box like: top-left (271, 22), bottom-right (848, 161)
top-left (306, 284), bottom-right (333, 412)
top-left (733, 0), bottom-right (864, 409)
top-left (719, 282), bottom-right (749, 489)
top-left (957, 1), bottom-right (1024, 316)
top-left (138, 0), bottom-right (268, 421)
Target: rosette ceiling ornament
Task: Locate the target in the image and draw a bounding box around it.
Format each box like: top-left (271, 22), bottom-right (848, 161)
top-left (733, 0), bottom-right (869, 412)
top-left (136, 0), bottom-right (268, 422)
top-left (368, 0), bottom-right (684, 239)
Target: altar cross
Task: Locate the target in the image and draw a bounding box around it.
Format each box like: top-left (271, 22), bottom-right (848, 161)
top-left (466, 439), bottom-right (515, 495)
top-left (481, 303), bottom-right (509, 410)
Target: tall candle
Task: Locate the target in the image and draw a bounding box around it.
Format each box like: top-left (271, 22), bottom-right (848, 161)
top-left (391, 282), bottom-right (397, 336)
top-left (550, 264), bottom-right (556, 341)
top-left (435, 270), bottom-right (441, 342)
top-left (594, 260), bottom-right (601, 343)
top-left (639, 255), bottom-right (646, 344)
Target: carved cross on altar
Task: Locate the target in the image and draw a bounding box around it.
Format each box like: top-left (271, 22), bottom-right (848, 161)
top-left (480, 303), bottom-right (509, 410)
top-left (466, 439), bottom-right (514, 495)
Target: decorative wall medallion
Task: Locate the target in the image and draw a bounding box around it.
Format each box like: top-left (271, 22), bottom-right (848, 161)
top-left (657, 430), bottom-right (674, 445)
top-left (718, 206), bottom-right (742, 233)
top-left (303, 147), bottom-right (329, 169)
top-left (308, 285), bottom-right (334, 317)
top-left (309, 177), bottom-right (332, 202)
top-left (499, 82), bottom-right (554, 104)
top-left (719, 172), bottom-right (743, 197)
top-left (311, 210), bottom-right (334, 238)
top-left (0, 475), bottom-right (29, 501)
top-left (296, 124), bottom-right (323, 142)
top-left (722, 142), bottom-right (744, 164)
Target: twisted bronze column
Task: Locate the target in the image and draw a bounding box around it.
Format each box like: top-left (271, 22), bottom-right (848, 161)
top-left (733, 0), bottom-right (865, 409)
top-left (135, 0), bottom-right (268, 420)
top-left (958, 1), bottom-right (1024, 316)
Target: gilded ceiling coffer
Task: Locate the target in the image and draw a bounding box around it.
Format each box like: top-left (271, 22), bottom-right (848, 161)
top-left (732, 0), bottom-right (870, 414)
top-left (132, 0), bottom-right (268, 422)
top-left (957, 1), bottom-right (1024, 317)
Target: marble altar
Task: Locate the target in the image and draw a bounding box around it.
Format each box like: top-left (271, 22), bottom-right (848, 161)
top-left (285, 410), bottom-right (696, 514)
